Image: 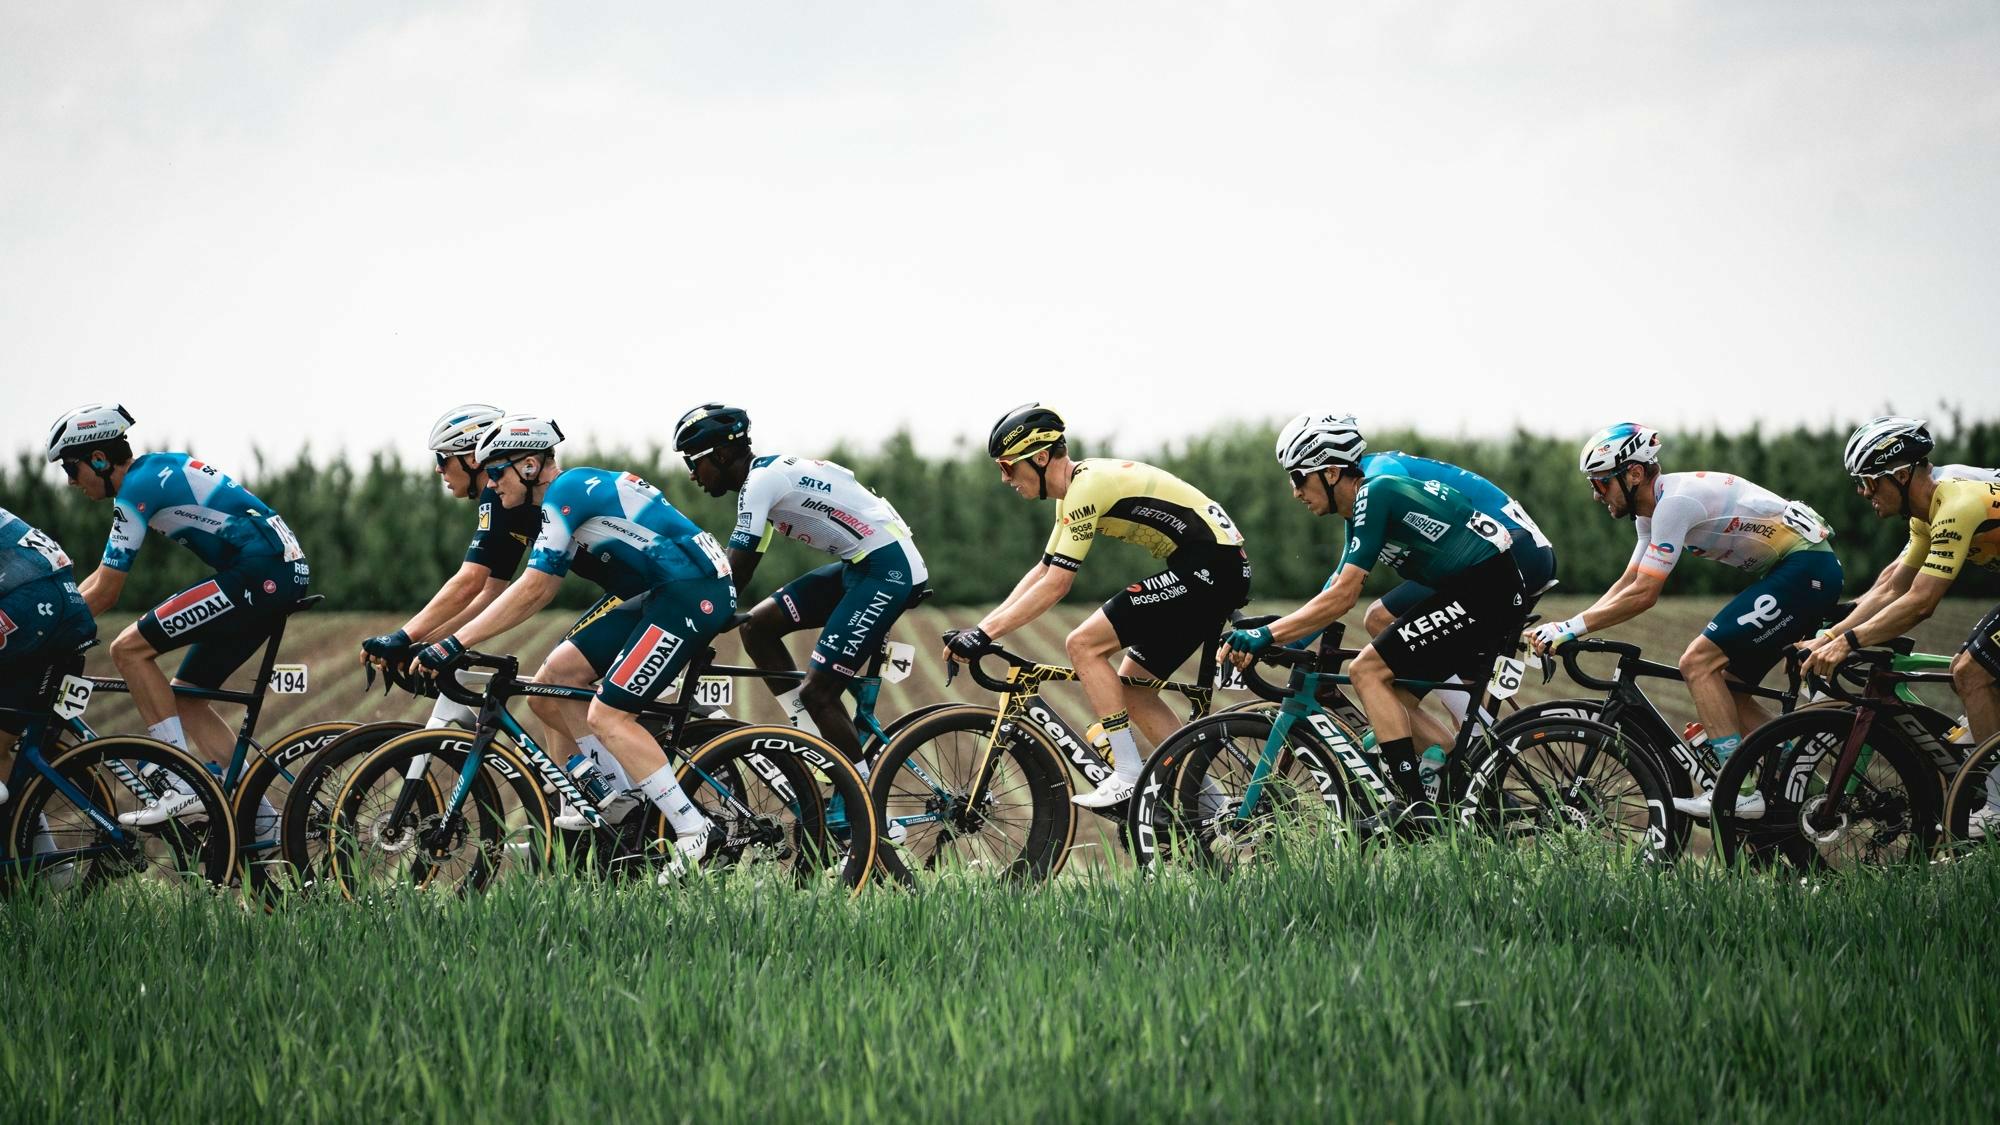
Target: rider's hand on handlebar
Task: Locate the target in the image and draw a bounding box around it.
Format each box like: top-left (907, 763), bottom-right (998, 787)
top-left (1220, 626), bottom-right (1273, 669)
top-left (1800, 629), bottom-right (1852, 678)
top-left (942, 626), bottom-right (991, 665)
top-left (360, 628), bottom-right (414, 669)
top-left (1526, 619), bottom-right (1579, 657)
top-left (417, 634), bottom-right (468, 674)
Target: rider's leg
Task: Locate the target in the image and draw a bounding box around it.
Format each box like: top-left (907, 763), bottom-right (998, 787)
top-left (1679, 636), bottom-right (1748, 761)
top-left (797, 666), bottom-right (863, 761)
top-left (110, 625), bottom-right (183, 747)
top-left (171, 694), bottom-right (236, 766)
top-left (1351, 644), bottom-right (1424, 801)
top-left (1953, 649), bottom-right (1999, 743)
top-left (1067, 610), bottom-right (1144, 780)
top-left (1116, 654), bottom-right (1181, 748)
top-left (528, 641), bottom-right (599, 777)
top-left (1363, 599), bottom-right (1393, 636)
top-left (740, 596), bottom-right (806, 696)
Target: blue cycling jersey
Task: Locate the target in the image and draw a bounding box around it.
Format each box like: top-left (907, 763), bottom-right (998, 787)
top-left (527, 467), bottom-right (731, 597)
top-left (0, 506), bottom-right (77, 598)
top-left (102, 453), bottom-right (305, 573)
top-left (1359, 451), bottom-right (1546, 542)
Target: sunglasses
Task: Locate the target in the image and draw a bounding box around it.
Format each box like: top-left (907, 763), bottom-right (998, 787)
top-left (483, 459), bottom-right (520, 483)
top-left (60, 459), bottom-right (85, 480)
top-left (1588, 474), bottom-right (1619, 495)
top-left (1288, 469), bottom-right (1310, 489)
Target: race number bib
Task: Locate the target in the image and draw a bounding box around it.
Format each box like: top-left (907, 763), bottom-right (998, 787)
top-left (1487, 656), bottom-right (1527, 701)
top-left (1780, 501), bottom-right (1830, 544)
top-left (271, 664), bottom-right (310, 694)
top-left (880, 641), bottom-right (917, 684)
top-left (692, 676), bottom-right (733, 707)
top-left (53, 674), bottom-right (94, 719)
top-left (18, 528), bottom-right (71, 570)
top-left (1465, 512), bottom-right (1514, 554)
top-left (1501, 501), bottom-right (1551, 549)
top-left (266, 514), bottom-right (307, 562)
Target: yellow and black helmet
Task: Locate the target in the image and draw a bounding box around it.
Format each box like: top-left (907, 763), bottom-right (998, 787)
top-left (988, 402), bottom-right (1067, 462)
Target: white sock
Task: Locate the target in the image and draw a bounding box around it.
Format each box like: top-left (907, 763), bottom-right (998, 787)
top-left (1985, 767), bottom-right (2000, 810)
top-left (32, 813), bottom-right (56, 855)
top-left (255, 796), bottom-right (280, 839)
top-left (1438, 676), bottom-right (1471, 727)
top-left (1106, 727), bottom-right (1142, 782)
top-left (576, 735), bottom-right (632, 790)
top-left (776, 687), bottom-right (822, 736)
top-left (638, 765), bottom-right (710, 835)
top-left (427, 697), bottom-right (477, 729)
top-left (148, 717), bottom-right (187, 751)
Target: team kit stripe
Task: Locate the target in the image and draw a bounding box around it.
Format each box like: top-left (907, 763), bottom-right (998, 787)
top-left (155, 580), bottom-right (225, 617)
top-left (610, 625), bottom-right (670, 689)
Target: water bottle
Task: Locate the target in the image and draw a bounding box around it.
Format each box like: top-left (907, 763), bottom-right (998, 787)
top-left (563, 753), bottom-right (613, 804)
top-left (1946, 715), bottom-right (1973, 746)
top-left (1418, 745), bottom-right (1447, 802)
top-left (1684, 722), bottom-right (1708, 753)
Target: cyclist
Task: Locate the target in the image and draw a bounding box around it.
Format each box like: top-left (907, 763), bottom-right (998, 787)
top-left (946, 403), bottom-right (1251, 809)
top-left (1529, 423), bottom-right (1843, 818)
top-left (1346, 424), bottom-right (1558, 750)
top-left (0, 507), bottom-right (98, 819)
top-left (415, 416), bottom-right (736, 877)
top-left (1803, 417), bottom-right (2000, 835)
top-left (1223, 413), bottom-right (1528, 830)
top-left (49, 403), bottom-right (311, 827)
top-left (358, 404), bottom-right (544, 733)
top-left (674, 403), bottom-right (928, 772)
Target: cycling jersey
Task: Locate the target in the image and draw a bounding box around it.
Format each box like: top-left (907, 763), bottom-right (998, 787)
top-left (1359, 452), bottom-right (1552, 550)
top-left (730, 455), bottom-right (924, 573)
top-left (0, 506), bottom-right (77, 598)
top-left (1043, 460), bottom-right (1245, 572)
top-left (102, 453), bottom-right (305, 573)
top-left (1342, 476), bottom-right (1510, 587)
top-left (1629, 472), bottom-right (1831, 578)
top-left (1900, 478), bottom-right (2000, 580)
top-left (528, 467), bottom-right (730, 597)
top-left (466, 485), bottom-right (541, 578)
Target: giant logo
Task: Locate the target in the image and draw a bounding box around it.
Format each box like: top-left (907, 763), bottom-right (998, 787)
top-left (608, 625), bottom-right (684, 697)
top-left (153, 581), bottom-right (234, 638)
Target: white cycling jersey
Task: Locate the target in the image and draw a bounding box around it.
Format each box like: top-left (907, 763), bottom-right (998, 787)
top-left (1628, 471), bottom-right (1831, 578)
top-left (730, 454), bottom-right (927, 577)
top-left (1934, 463), bottom-right (2000, 484)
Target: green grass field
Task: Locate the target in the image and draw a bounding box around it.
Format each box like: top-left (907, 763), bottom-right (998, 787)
top-left (9, 599), bottom-right (1996, 1121)
top-left (3, 842), bottom-right (1995, 1121)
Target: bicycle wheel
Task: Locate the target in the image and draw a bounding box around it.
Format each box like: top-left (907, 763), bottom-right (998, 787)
top-left (1139, 710), bottom-right (1353, 871)
top-left (327, 731), bottom-right (547, 897)
top-left (231, 720), bottom-right (357, 901)
top-left (1710, 709), bottom-right (1940, 872)
top-left (1462, 716), bottom-right (1673, 860)
top-left (659, 725), bottom-right (879, 894)
top-left (560, 716), bottom-right (746, 879)
top-left (280, 720), bottom-right (420, 890)
top-left (871, 705), bottom-right (1075, 883)
top-left (1942, 732), bottom-right (2000, 845)
top-left (6, 737), bottom-right (235, 895)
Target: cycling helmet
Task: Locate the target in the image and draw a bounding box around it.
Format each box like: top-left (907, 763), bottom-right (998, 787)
top-left (1578, 423), bottom-right (1662, 475)
top-left (1275, 413), bottom-right (1367, 473)
top-left (988, 403), bottom-right (1066, 462)
top-left (672, 403), bottom-right (751, 460)
top-left (1843, 416), bottom-right (1934, 477)
top-left (428, 404), bottom-right (505, 455)
top-left (47, 403), bottom-right (136, 462)
top-left (473, 415), bottom-right (565, 463)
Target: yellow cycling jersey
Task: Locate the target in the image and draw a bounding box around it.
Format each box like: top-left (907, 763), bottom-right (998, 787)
top-left (1042, 459), bottom-right (1245, 571)
top-left (1900, 478), bottom-right (2000, 580)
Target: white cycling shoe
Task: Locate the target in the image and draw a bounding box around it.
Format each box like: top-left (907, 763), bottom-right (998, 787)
top-left (553, 792), bottom-right (642, 832)
top-left (656, 821), bottom-right (718, 884)
top-left (118, 787), bottom-right (203, 827)
top-left (1673, 789), bottom-right (1767, 820)
top-left (1966, 805), bottom-right (2000, 840)
top-left (1072, 774), bottom-right (1137, 809)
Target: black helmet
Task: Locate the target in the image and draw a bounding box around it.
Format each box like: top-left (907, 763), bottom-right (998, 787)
top-left (1843, 417), bottom-right (1935, 478)
top-left (988, 402), bottom-right (1066, 462)
top-left (674, 403), bottom-right (751, 460)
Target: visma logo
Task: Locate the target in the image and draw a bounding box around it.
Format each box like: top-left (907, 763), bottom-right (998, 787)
top-left (1735, 594), bottom-right (1782, 630)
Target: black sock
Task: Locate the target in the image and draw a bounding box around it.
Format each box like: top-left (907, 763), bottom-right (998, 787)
top-left (1378, 737), bottom-right (1424, 803)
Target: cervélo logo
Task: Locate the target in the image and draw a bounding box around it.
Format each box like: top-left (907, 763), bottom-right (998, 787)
top-left (154, 580), bottom-right (234, 638)
top-left (608, 625), bottom-right (683, 697)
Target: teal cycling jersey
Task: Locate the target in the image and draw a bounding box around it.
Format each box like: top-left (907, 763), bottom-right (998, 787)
top-left (527, 467), bottom-right (731, 597)
top-left (1359, 451), bottom-right (1549, 548)
top-left (102, 453), bottom-right (305, 573)
top-left (0, 506), bottom-right (78, 597)
top-left (1341, 475), bottom-right (1511, 586)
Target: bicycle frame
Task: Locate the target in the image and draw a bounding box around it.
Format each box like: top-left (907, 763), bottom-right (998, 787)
top-left (1807, 647), bottom-right (1957, 827)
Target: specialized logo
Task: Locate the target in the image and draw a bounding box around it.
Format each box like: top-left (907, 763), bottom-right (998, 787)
top-left (1402, 512), bottom-right (1450, 542)
top-left (608, 625), bottom-right (684, 697)
top-left (153, 581), bottom-right (234, 637)
top-left (1735, 593), bottom-right (1782, 630)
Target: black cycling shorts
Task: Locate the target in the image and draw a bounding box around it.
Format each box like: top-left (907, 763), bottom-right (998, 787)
top-left (1368, 553), bottom-right (1527, 684)
top-left (1965, 604), bottom-right (2000, 680)
top-left (134, 556), bottom-right (307, 689)
top-left (1102, 545), bottom-right (1251, 679)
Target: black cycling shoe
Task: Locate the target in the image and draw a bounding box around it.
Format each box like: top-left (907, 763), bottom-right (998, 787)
top-left (1357, 799), bottom-right (1442, 841)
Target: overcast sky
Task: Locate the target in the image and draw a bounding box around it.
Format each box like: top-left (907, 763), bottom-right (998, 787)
top-left (4, 1), bottom-right (1997, 473)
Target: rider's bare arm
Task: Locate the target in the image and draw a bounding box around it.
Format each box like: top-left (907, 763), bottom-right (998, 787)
top-left (1817, 562), bottom-right (1915, 641)
top-left (988, 561), bottom-right (1054, 621)
top-left (77, 565), bottom-right (125, 617)
top-left (399, 560), bottom-right (495, 644)
top-left (433, 576), bottom-right (512, 641)
top-left (1577, 566), bottom-right (1665, 634)
top-left (450, 567), bottom-right (562, 652)
top-left (1845, 570), bottom-right (1950, 648)
top-left (1267, 565), bottom-right (1368, 646)
top-left (978, 563), bottom-right (1073, 642)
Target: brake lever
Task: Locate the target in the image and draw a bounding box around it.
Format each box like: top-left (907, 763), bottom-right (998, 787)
top-left (364, 661), bottom-right (378, 694)
top-left (1539, 651), bottom-right (1556, 685)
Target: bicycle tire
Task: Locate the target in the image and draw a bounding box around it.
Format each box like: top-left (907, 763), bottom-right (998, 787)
top-left (1710, 708), bottom-right (1939, 872)
top-left (230, 720), bottom-right (357, 901)
top-left (870, 704), bottom-right (1075, 883)
top-left (280, 720), bottom-right (421, 889)
top-left (659, 725), bottom-right (879, 894)
top-left (1461, 715), bottom-right (1675, 860)
top-left (1942, 731), bottom-right (2000, 844)
top-left (559, 716), bottom-right (747, 878)
top-left (6, 736), bottom-right (236, 894)
top-left (1134, 710), bottom-right (1352, 871)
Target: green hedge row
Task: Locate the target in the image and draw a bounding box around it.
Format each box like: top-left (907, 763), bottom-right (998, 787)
top-left (4, 418), bottom-right (1995, 612)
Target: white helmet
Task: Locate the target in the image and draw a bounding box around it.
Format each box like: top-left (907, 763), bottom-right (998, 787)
top-left (1275, 413), bottom-right (1367, 474)
top-left (1843, 416), bottom-right (1934, 477)
top-left (47, 403), bottom-right (136, 462)
top-left (1579, 423), bottom-right (1661, 475)
top-left (473, 414), bottom-right (565, 463)
top-left (428, 404), bottom-right (505, 455)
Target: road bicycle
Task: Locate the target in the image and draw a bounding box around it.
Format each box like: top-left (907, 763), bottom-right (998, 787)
top-left (324, 635), bottom-right (881, 896)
